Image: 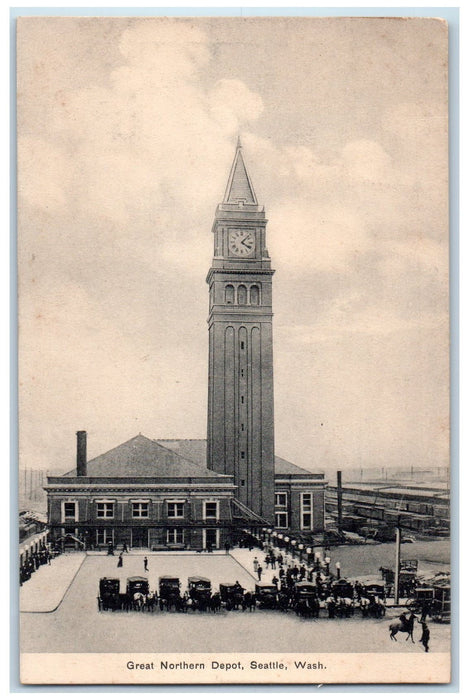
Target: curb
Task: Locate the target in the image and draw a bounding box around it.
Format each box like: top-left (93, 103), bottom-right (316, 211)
top-left (20, 554), bottom-right (87, 614)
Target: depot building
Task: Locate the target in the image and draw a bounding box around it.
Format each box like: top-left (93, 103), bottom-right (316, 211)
top-left (45, 143), bottom-right (327, 549)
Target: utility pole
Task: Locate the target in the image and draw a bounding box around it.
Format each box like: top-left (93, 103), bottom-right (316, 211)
top-left (394, 521), bottom-right (401, 605)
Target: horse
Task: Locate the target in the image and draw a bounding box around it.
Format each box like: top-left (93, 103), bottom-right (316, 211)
top-left (209, 592), bottom-right (221, 612)
top-left (144, 592), bottom-right (157, 612)
top-left (389, 613), bottom-right (417, 642)
top-left (132, 591), bottom-right (145, 611)
top-left (242, 591), bottom-right (256, 612)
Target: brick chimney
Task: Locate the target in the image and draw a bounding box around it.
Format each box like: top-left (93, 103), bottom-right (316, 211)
top-left (76, 431), bottom-right (87, 476)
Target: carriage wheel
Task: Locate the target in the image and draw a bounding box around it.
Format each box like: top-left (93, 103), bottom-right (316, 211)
top-left (405, 598), bottom-right (419, 612)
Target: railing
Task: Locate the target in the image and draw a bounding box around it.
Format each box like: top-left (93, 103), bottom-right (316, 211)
top-left (231, 498), bottom-right (271, 525)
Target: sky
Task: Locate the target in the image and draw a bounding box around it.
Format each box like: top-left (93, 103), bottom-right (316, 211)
top-left (17, 16), bottom-right (449, 475)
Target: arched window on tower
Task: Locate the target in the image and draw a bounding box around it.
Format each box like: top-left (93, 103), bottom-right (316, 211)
top-left (237, 285), bottom-right (247, 305)
top-left (250, 285), bottom-right (260, 305)
top-left (225, 285), bottom-right (234, 304)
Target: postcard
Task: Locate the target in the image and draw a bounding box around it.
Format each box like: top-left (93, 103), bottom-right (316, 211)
top-left (17, 15), bottom-right (450, 685)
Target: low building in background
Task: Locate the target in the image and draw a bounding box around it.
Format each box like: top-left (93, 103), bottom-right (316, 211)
top-left (45, 432), bottom-right (326, 550)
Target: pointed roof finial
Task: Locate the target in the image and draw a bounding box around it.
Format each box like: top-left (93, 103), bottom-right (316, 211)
top-left (223, 137), bottom-right (257, 205)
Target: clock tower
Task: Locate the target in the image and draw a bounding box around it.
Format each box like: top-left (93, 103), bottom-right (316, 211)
top-left (206, 139), bottom-right (275, 521)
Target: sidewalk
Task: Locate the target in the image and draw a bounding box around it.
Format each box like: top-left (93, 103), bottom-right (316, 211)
top-left (230, 545), bottom-right (408, 610)
top-left (20, 553), bottom-right (86, 612)
top-left (230, 545), bottom-right (281, 584)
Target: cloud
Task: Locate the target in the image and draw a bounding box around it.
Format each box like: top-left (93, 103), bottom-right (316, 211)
top-left (19, 21), bottom-right (264, 229)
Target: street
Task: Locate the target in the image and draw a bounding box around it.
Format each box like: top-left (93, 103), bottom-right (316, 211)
top-left (20, 549), bottom-right (451, 655)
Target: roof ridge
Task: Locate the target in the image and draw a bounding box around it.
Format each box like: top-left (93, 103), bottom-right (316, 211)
top-left (87, 434), bottom-right (151, 465)
top-left (153, 439), bottom-right (210, 471)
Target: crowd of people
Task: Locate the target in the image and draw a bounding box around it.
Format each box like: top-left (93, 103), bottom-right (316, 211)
top-left (19, 545), bottom-right (57, 586)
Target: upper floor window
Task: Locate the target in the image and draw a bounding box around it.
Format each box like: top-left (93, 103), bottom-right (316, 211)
top-left (237, 285), bottom-right (247, 305)
top-left (63, 502), bottom-right (77, 521)
top-left (301, 493), bottom-right (313, 530)
top-left (225, 285), bottom-right (234, 304)
top-left (250, 285), bottom-right (260, 305)
top-left (204, 501), bottom-right (218, 519)
top-left (96, 502), bottom-right (114, 519)
top-left (132, 502), bottom-right (149, 518)
top-left (167, 501), bottom-right (184, 518)
top-left (275, 492), bottom-right (287, 508)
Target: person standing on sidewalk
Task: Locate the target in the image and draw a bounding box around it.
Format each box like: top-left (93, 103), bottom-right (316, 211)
top-left (144, 556), bottom-right (149, 572)
top-left (253, 556), bottom-right (259, 573)
top-left (257, 565), bottom-right (263, 581)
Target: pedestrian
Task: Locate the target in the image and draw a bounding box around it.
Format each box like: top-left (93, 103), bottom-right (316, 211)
top-left (277, 553), bottom-right (283, 566)
top-left (265, 554), bottom-right (271, 569)
top-left (272, 575), bottom-right (279, 587)
top-left (420, 601), bottom-right (431, 623)
top-left (117, 553), bottom-right (123, 568)
top-left (257, 565), bottom-right (263, 581)
top-left (123, 542), bottom-right (128, 553)
top-left (253, 556), bottom-right (259, 572)
top-left (224, 540), bottom-right (231, 554)
top-left (419, 622), bottom-right (430, 652)
top-left (144, 556), bottom-right (148, 572)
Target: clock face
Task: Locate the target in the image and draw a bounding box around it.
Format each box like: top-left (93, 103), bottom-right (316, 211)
top-left (228, 229), bottom-right (255, 257)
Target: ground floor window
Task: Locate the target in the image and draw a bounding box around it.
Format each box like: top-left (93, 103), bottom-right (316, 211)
top-left (275, 512), bottom-right (288, 528)
top-left (167, 528), bottom-right (184, 544)
top-left (96, 528), bottom-right (113, 546)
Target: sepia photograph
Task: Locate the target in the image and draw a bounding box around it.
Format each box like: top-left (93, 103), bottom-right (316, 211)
top-left (16, 14), bottom-right (451, 685)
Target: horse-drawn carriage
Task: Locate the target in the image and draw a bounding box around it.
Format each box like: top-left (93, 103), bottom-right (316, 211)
top-left (432, 584), bottom-right (450, 623)
top-left (399, 566), bottom-right (417, 597)
top-left (159, 576), bottom-right (183, 610)
top-left (293, 582), bottom-right (320, 618)
top-left (331, 578), bottom-right (354, 599)
top-left (125, 576), bottom-right (150, 610)
top-left (406, 584), bottom-right (450, 623)
top-left (98, 577), bottom-right (121, 611)
top-left (219, 582), bottom-right (244, 610)
top-left (360, 582), bottom-right (386, 618)
top-left (255, 583), bottom-right (278, 609)
top-left (188, 576), bottom-right (211, 611)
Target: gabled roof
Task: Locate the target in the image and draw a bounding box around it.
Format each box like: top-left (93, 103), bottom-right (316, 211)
top-left (223, 139), bottom-right (258, 205)
top-left (157, 439), bottom-right (320, 477)
top-left (63, 434), bottom-right (221, 478)
top-left (274, 455), bottom-right (318, 476)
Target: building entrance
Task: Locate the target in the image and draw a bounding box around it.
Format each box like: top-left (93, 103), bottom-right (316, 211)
top-left (204, 528), bottom-right (219, 551)
top-left (131, 527), bottom-right (147, 548)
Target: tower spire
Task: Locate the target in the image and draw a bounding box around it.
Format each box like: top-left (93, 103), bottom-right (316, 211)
top-left (223, 138), bottom-right (258, 206)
